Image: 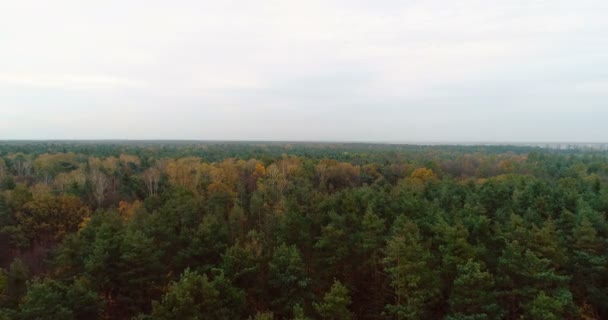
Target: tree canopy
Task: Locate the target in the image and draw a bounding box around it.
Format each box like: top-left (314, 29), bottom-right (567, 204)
top-left (1, 141), bottom-right (607, 319)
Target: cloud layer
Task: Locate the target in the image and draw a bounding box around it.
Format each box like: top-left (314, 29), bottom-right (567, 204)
top-left (1, 0), bottom-right (607, 141)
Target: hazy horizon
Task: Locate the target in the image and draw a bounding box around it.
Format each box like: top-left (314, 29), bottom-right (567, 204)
top-left (2, 1), bottom-right (607, 141)
top-left (1, 139), bottom-right (607, 146)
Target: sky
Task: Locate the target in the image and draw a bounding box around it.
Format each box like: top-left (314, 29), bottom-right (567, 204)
top-left (1, 0), bottom-right (607, 142)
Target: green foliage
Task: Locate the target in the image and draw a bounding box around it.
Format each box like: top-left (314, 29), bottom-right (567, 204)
top-left (250, 311), bottom-right (274, 320)
top-left (496, 240), bottom-right (569, 319)
top-left (147, 269), bottom-right (245, 320)
top-left (360, 207), bottom-right (385, 266)
top-left (18, 278), bottom-right (102, 320)
top-left (438, 222), bottom-right (477, 288)
top-left (0, 269), bottom-right (6, 301)
top-left (0, 308), bottom-right (17, 320)
top-left (569, 216), bottom-right (608, 315)
top-left (446, 260), bottom-right (503, 320)
top-left (221, 231), bottom-right (266, 310)
top-left (382, 217), bottom-right (439, 320)
top-left (293, 304), bottom-right (310, 320)
top-left (115, 228), bottom-right (163, 313)
top-left (5, 259), bottom-right (28, 307)
top-left (1, 143), bottom-right (608, 319)
top-left (269, 244), bottom-right (311, 318)
top-left (524, 290), bottom-right (575, 320)
top-left (16, 195), bottom-right (89, 244)
top-left (314, 280), bottom-right (352, 320)
top-left (0, 176), bottom-right (16, 190)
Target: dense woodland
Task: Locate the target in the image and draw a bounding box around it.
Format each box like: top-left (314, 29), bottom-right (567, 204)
top-left (0, 142), bottom-right (607, 319)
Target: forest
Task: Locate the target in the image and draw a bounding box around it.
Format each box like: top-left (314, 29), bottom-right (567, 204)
top-left (0, 141), bottom-right (607, 319)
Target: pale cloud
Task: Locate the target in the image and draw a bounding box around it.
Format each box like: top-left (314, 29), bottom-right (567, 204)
top-left (0, 74), bottom-right (145, 89)
top-left (573, 81), bottom-right (608, 95)
top-left (0, 0), bottom-right (606, 141)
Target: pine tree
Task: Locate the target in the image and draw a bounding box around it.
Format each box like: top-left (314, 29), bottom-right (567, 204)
top-left (269, 244), bottom-right (311, 318)
top-left (361, 207), bottom-right (385, 270)
top-left (116, 228), bottom-right (163, 314)
top-left (524, 290), bottom-right (575, 320)
top-left (570, 217), bottom-right (607, 316)
top-left (446, 259), bottom-right (503, 320)
top-left (314, 280), bottom-right (352, 320)
top-left (496, 240), bottom-right (569, 319)
top-left (6, 258), bottom-right (28, 307)
top-left (221, 231), bottom-right (266, 310)
top-left (293, 304), bottom-right (310, 320)
top-left (382, 216), bottom-right (439, 320)
top-left (148, 269), bottom-right (245, 320)
top-left (19, 280), bottom-right (73, 320)
top-left (18, 278), bottom-right (102, 320)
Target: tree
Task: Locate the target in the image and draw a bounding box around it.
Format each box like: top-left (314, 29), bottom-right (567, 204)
top-left (88, 167), bottom-right (108, 207)
top-left (0, 175), bottom-right (16, 191)
top-left (446, 260), bottom-right (503, 320)
top-left (221, 231), bottom-right (266, 310)
top-left (18, 278), bottom-right (102, 320)
top-left (5, 259), bottom-right (29, 307)
top-left (16, 195), bottom-right (90, 245)
top-left (164, 157), bottom-right (201, 191)
top-left (175, 214), bottom-right (229, 274)
top-left (293, 304), bottom-right (310, 320)
top-left (524, 290), bottom-right (575, 320)
top-left (227, 202), bottom-right (247, 241)
top-left (84, 217), bottom-right (123, 302)
top-left (315, 160), bottom-right (360, 191)
top-left (19, 279), bottom-right (72, 320)
top-left (63, 278), bottom-right (103, 319)
top-left (358, 207), bottom-right (387, 316)
top-left (361, 207), bottom-right (385, 271)
top-left (528, 218), bottom-right (568, 268)
top-left (147, 269), bottom-right (245, 320)
top-left (80, 213), bottom-right (164, 318)
top-left (250, 311), bottom-right (273, 320)
top-left (569, 216), bottom-right (607, 317)
top-left (437, 222), bottom-right (477, 289)
top-left (53, 168), bottom-right (86, 193)
top-left (116, 228), bottom-right (164, 315)
top-left (0, 269), bottom-right (7, 302)
top-left (34, 153), bottom-right (77, 185)
top-left (314, 211), bottom-right (352, 284)
top-left (142, 167), bottom-right (161, 197)
top-left (9, 153), bottom-right (33, 177)
top-left (410, 168), bottom-right (438, 183)
top-left (496, 240), bottom-right (570, 319)
top-left (314, 280), bottom-right (352, 320)
top-left (119, 154), bottom-right (141, 173)
top-left (0, 158), bottom-right (7, 182)
top-left (382, 217), bottom-right (439, 320)
top-left (269, 244), bottom-right (311, 317)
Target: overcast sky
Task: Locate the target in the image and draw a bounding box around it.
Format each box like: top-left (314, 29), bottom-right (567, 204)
top-left (1, 0), bottom-right (607, 142)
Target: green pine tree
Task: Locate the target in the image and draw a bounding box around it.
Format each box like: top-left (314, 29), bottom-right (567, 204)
top-left (382, 216), bottom-right (439, 320)
top-left (446, 259), bottom-right (503, 320)
top-left (148, 269), bottom-right (245, 320)
top-left (269, 244), bottom-right (311, 318)
top-left (314, 280), bottom-right (352, 320)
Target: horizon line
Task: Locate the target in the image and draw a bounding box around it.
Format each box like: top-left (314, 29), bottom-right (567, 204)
top-left (0, 139), bottom-right (607, 145)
